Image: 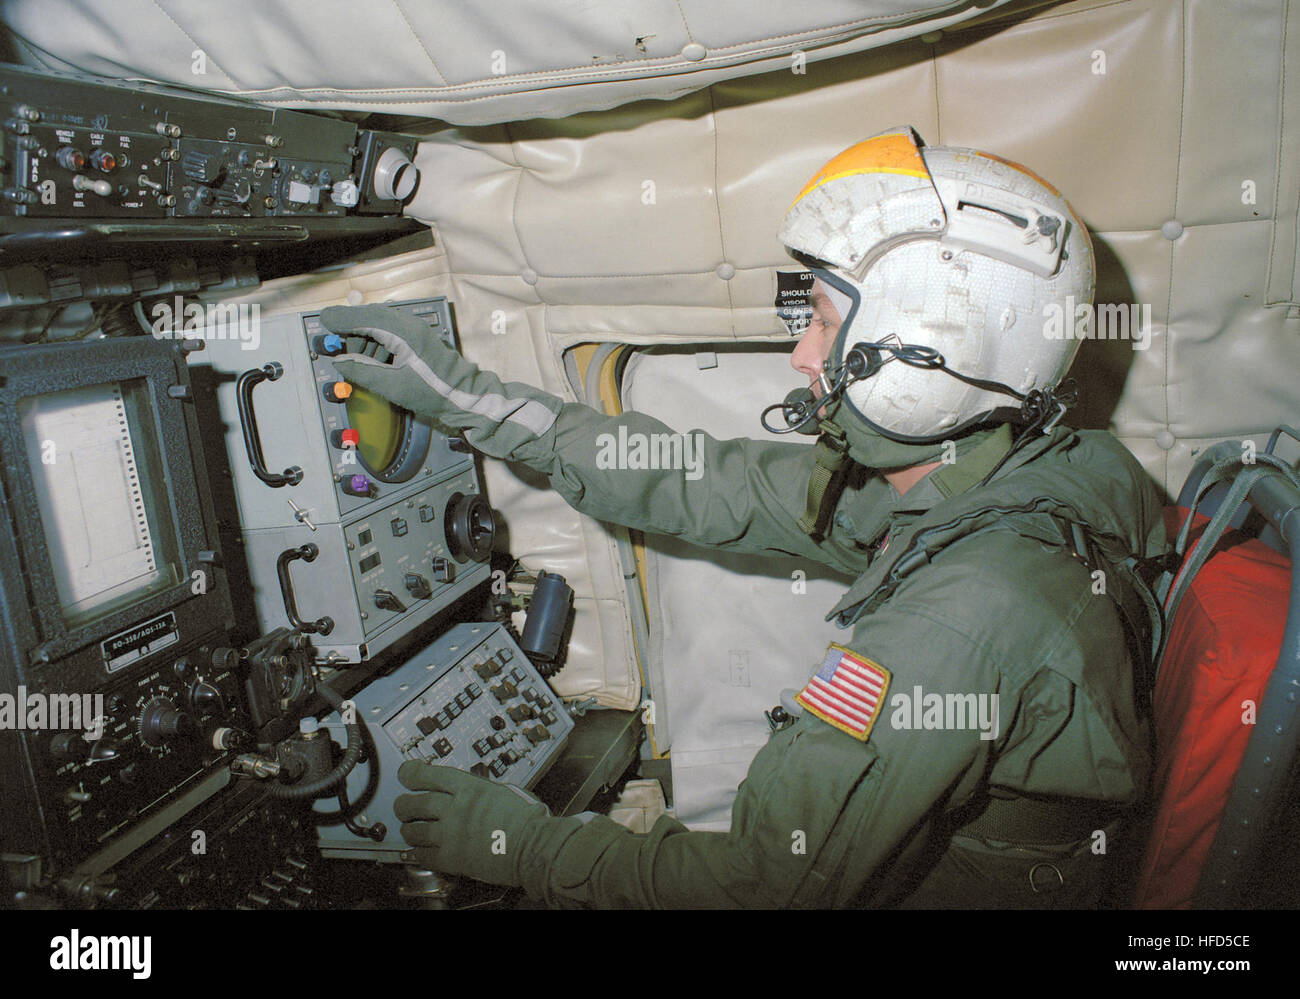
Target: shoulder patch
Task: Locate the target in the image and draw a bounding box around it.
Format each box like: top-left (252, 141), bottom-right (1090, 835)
top-left (796, 644), bottom-right (891, 742)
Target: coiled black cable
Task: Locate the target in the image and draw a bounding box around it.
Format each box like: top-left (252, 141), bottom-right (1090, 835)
top-left (265, 683), bottom-right (362, 801)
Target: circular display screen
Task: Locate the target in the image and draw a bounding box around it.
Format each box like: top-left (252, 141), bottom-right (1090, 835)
top-left (345, 385), bottom-right (403, 471)
top-left (343, 386), bottom-right (431, 483)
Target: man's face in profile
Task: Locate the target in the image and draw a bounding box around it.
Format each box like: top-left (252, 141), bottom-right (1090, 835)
top-left (791, 278), bottom-right (843, 413)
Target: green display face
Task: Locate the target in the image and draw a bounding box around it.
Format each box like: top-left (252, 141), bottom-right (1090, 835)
top-left (346, 385), bottom-right (404, 474)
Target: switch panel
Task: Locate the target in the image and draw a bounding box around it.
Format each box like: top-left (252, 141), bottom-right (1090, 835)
top-left (315, 623), bottom-right (574, 863)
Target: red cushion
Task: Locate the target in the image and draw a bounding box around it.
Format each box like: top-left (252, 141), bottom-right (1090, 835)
top-left (1133, 507), bottom-right (1291, 908)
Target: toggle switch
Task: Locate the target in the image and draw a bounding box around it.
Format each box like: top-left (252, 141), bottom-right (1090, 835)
top-left (490, 681), bottom-right (517, 703)
top-left (507, 703), bottom-right (535, 723)
top-left (72, 174), bottom-right (112, 197)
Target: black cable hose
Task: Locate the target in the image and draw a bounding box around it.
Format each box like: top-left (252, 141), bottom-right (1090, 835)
top-left (265, 683), bottom-right (363, 801)
top-left (99, 302), bottom-right (140, 338)
top-left (314, 705), bottom-right (382, 824)
top-left (337, 777), bottom-right (386, 842)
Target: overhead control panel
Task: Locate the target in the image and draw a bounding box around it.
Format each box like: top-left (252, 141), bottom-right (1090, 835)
top-left (187, 298), bottom-right (493, 664)
top-left (0, 62), bottom-right (422, 261)
top-left (0, 63), bottom-right (418, 220)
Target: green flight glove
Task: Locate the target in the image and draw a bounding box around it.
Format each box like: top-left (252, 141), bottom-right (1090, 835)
top-left (320, 304), bottom-right (562, 460)
top-left (393, 760), bottom-right (560, 886)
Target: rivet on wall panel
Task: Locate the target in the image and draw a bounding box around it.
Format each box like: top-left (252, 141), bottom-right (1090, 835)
top-left (346, 289), bottom-right (363, 305)
top-left (681, 43), bottom-right (707, 62)
top-left (920, 31), bottom-right (943, 44)
top-left (716, 262), bottom-right (736, 280)
top-left (521, 268), bottom-right (539, 286)
top-left (1155, 430), bottom-right (1176, 451)
top-left (1161, 220), bottom-right (1184, 241)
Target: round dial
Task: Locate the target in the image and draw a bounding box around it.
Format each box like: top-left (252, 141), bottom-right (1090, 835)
top-left (138, 696), bottom-right (196, 749)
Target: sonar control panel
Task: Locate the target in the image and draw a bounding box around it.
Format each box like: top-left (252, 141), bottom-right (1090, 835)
top-left (187, 298), bottom-right (493, 664)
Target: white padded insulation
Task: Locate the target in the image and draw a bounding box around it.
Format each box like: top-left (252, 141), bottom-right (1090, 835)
top-left (0, 0), bottom-right (1022, 124)
top-left (622, 347), bottom-right (847, 830)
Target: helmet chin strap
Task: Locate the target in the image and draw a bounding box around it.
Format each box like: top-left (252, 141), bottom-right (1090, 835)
top-left (763, 340), bottom-right (1077, 442)
top-left (767, 344), bottom-right (1080, 541)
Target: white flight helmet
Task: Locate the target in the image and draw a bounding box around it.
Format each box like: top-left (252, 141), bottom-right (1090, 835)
top-left (778, 126), bottom-right (1095, 448)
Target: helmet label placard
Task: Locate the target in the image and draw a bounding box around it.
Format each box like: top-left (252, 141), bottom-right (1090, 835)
top-left (775, 269), bottom-right (814, 336)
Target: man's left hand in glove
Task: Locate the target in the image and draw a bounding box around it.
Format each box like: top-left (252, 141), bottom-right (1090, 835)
top-left (394, 760), bottom-right (568, 886)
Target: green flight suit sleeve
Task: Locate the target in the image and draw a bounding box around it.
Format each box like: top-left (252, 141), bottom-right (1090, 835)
top-left (512, 583), bottom-right (1004, 908)
top-left (509, 401), bottom-right (860, 573)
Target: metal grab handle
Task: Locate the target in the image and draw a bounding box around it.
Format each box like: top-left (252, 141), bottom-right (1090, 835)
top-left (236, 362), bottom-right (303, 487)
top-left (275, 544), bottom-right (334, 635)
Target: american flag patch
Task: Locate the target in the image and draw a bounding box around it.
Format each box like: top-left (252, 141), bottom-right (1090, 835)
top-left (795, 644), bottom-right (891, 742)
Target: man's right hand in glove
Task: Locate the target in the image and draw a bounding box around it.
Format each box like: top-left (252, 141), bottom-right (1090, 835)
top-left (321, 304), bottom-right (561, 460)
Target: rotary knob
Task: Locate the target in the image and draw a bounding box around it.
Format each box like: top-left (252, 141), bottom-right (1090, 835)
top-left (182, 150), bottom-right (226, 184)
top-left (444, 492), bottom-right (495, 563)
top-left (49, 731), bottom-right (85, 764)
top-left (189, 681), bottom-right (223, 717)
top-left (213, 177), bottom-right (252, 205)
top-left (138, 697), bottom-right (197, 748)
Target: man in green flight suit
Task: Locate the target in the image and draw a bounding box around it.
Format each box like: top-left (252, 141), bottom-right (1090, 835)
top-left (323, 126), bottom-right (1168, 908)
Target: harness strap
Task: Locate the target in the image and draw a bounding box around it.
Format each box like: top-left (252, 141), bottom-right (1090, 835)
top-left (798, 420), bottom-right (851, 541)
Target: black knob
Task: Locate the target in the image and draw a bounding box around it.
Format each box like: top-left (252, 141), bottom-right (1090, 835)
top-left (49, 731), bottom-right (84, 764)
top-left (373, 588), bottom-right (407, 613)
top-left (89, 739), bottom-right (122, 763)
top-left (214, 177), bottom-right (252, 205)
top-left (431, 557), bottom-right (455, 584)
top-left (490, 715), bottom-right (506, 731)
top-left (404, 573), bottom-right (432, 600)
top-left (189, 681), bottom-right (222, 716)
top-left (182, 150), bottom-right (225, 184)
top-left (139, 697), bottom-right (196, 747)
top-left (443, 492), bottom-right (495, 562)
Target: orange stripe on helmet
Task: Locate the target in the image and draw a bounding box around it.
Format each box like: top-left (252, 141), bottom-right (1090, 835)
top-left (790, 131), bottom-right (931, 206)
